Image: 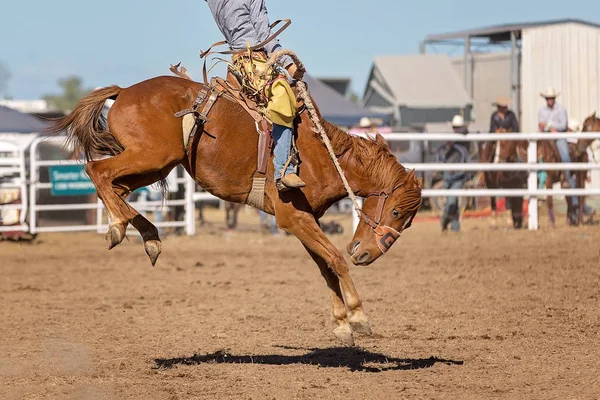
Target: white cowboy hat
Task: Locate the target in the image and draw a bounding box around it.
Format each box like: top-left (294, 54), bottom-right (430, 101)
top-left (540, 86), bottom-right (560, 98)
top-left (451, 115), bottom-right (465, 128)
top-left (359, 117), bottom-right (372, 128)
top-left (568, 119), bottom-right (581, 132)
top-left (492, 95), bottom-right (512, 107)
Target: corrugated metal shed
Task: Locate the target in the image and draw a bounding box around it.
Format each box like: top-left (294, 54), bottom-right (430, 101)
top-left (521, 22), bottom-right (600, 133)
top-left (451, 52), bottom-right (512, 127)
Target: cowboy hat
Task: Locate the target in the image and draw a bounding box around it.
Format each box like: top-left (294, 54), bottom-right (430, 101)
top-left (359, 117), bottom-right (373, 128)
top-left (450, 115), bottom-right (465, 128)
top-left (540, 86), bottom-right (560, 98)
top-left (568, 119), bottom-right (581, 132)
top-left (492, 95), bottom-right (512, 107)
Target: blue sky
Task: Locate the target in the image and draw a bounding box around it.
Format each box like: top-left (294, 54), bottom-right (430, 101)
top-left (1, 0), bottom-right (599, 99)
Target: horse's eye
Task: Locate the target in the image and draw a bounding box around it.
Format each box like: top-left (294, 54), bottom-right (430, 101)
top-left (392, 209), bottom-right (400, 219)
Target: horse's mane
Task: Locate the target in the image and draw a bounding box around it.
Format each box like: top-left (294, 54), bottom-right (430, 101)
top-left (322, 121), bottom-right (408, 189)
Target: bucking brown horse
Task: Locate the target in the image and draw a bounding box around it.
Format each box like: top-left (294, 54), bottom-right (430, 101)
top-left (47, 75), bottom-right (422, 346)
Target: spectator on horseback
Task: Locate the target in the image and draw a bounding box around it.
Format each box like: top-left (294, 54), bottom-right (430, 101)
top-left (434, 115), bottom-right (470, 232)
top-left (490, 95), bottom-right (519, 133)
top-left (538, 87), bottom-right (576, 188)
top-left (204, 0), bottom-right (306, 192)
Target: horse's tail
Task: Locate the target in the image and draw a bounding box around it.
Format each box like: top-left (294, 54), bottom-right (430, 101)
top-left (45, 86), bottom-right (123, 161)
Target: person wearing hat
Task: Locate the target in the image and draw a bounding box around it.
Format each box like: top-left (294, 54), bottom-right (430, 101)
top-left (537, 86), bottom-right (576, 189)
top-left (204, 0), bottom-right (306, 192)
top-left (451, 114), bottom-right (471, 151)
top-left (490, 95), bottom-right (519, 133)
top-left (434, 115), bottom-right (471, 232)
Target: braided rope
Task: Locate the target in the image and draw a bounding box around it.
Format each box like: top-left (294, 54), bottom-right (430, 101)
top-left (260, 50), bottom-right (362, 218)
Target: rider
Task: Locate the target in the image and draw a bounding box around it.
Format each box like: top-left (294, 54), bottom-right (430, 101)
top-left (435, 115), bottom-right (470, 232)
top-left (537, 87), bottom-right (575, 188)
top-left (204, 0), bottom-right (306, 192)
top-left (490, 95), bottom-right (519, 133)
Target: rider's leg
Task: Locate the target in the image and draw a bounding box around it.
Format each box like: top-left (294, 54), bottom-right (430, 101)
top-left (272, 123), bottom-right (305, 190)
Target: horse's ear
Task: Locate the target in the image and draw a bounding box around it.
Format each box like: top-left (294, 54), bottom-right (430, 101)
top-left (404, 169), bottom-right (416, 185)
top-left (416, 177), bottom-right (423, 189)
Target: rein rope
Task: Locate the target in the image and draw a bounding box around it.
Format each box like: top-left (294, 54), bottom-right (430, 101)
top-left (261, 49), bottom-right (363, 219)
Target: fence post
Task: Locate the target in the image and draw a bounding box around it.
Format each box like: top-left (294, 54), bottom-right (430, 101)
top-left (29, 138), bottom-right (39, 235)
top-left (185, 173), bottom-right (196, 236)
top-left (527, 140), bottom-right (538, 230)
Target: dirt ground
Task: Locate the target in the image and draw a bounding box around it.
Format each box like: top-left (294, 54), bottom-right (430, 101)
top-left (1, 207), bottom-right (599, 400)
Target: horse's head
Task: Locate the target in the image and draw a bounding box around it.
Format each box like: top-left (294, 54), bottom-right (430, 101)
top-left (578, 112), bottom-right (599, 157)
top-left (347, 169), bottom-right (422, 266)
top-left (582, 111), bottom-right (599, 132)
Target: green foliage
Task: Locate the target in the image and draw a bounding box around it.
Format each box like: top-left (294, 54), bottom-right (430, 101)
top-left (43, 75), bottom-right (92, 112)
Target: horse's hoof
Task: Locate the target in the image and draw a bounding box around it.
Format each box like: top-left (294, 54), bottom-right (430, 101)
top-left (333, 323), bottom-right (355, 346)
top-left (144, 240), bottom-right (162, 266)
top-left (105, 224), bottom-right (125, 250)
top-left (349, 314), bottom-right (373, 336)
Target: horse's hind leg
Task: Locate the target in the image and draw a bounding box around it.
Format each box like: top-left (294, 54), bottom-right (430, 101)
top-left (85, 148), bottom-right (181, 265)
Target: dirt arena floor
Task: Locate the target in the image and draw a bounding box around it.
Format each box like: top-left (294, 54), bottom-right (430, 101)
top-left (1, 207), bottom-right (599, 399)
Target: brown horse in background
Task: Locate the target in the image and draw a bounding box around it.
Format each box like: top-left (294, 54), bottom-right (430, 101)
top-left (479, 128), bottom-right (527, 228)
top-left (496, 134), bottom-right (590, 226)
top-left (47, 75), bottom-right (422, 346)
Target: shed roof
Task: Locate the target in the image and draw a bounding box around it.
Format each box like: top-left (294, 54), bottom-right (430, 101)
top-left (425, 18), bottom-right (600, 42)
top-left (0, 106), bottom-right (48, 133)
top-left (371, 54), bottom-right (471, 108)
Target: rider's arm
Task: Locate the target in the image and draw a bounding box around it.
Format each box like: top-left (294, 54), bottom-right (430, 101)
top-left (248, 0), bottom-right (294, 68)
top-left (206, 0), bottom-right (261, 51)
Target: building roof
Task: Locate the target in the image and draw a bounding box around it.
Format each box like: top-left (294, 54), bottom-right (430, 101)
top-left (0, 106), bottom-right (48, 133)
top-left (370, 54), bottom-right (471, 108)
top-left (303, 75), bottom-right (386, 126)
top-left (425, 18), bottom-right (600, 42)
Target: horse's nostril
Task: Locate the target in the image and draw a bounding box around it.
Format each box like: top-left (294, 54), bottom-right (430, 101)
top-left (347, 240), bottom-right (360, 256)
top-left (357, 251), bottom-right (371, 264)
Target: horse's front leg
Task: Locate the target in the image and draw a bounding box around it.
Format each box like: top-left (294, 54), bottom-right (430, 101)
top-left (276, 204), bottom-right (370, 346)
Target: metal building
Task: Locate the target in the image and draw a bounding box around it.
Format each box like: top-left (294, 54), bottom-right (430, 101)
top-left (361, 54), bottom-right (472, 128)
top-left (422, 19), bottom-right (600, 133)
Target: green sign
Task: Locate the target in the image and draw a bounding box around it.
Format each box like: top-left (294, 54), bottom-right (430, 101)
top-left (49, 165), bottom-right (96, 196)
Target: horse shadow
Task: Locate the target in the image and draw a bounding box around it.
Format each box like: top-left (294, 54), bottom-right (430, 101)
top-left (153, 345), bottom-right (463, 373)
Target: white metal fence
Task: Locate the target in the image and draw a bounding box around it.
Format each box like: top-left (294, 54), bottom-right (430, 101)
top-left (0, 142), bottom-right (28, 233)
top-left (4, 132), bottom-right (600, 236)
top-left (352, 132), bottom-right (600, 231)
top-left (28, 137), bottom-right (218, 236)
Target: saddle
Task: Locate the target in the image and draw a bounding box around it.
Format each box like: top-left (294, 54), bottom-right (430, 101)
top-left (169, 61), bottom-right (305, 210)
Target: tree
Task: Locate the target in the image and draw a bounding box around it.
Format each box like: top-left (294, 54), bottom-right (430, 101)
top-left (43, 75), bottom-right (92, 112)
top-left (0, 60), bottom-right (11, 95)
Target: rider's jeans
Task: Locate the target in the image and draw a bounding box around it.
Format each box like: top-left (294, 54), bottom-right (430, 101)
top-left (272, 123), bottom-right (295, 181)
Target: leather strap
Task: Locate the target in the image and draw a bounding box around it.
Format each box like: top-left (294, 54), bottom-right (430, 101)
top-left (373, 192), bottom-right (389, 225)
top-left (216, 78), bottom-right (264, 123)
top-left (256, 120), bottom-right (272, 175)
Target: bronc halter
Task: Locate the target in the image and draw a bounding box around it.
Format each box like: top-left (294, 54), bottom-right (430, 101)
top-left (357, 182), bottom-right (418, 255)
